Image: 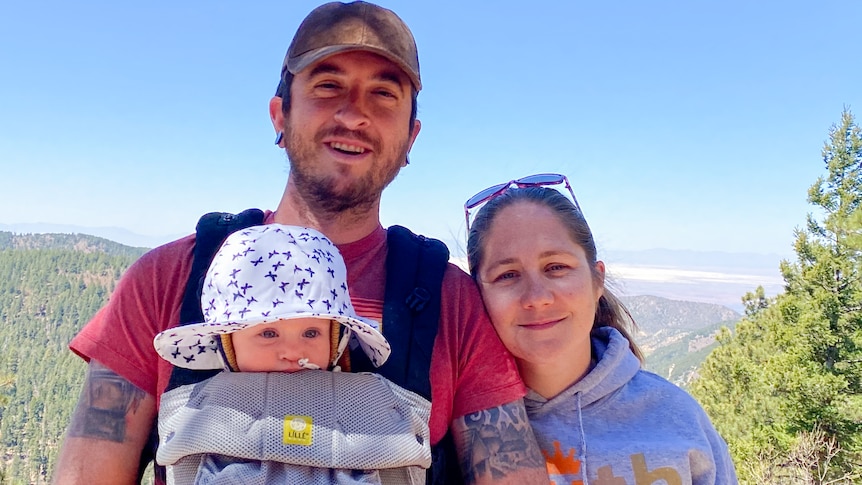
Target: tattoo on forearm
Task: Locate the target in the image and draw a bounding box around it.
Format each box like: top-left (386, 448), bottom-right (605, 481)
top-left (459, 401), bottom-right (545, 482)
top-left (68, 364), bottom-right (146, 442)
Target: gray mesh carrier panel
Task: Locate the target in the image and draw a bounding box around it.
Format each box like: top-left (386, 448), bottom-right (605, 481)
top-left (158, 371), bottom-right (431, 485)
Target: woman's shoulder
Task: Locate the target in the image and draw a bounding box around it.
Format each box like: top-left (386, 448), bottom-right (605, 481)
top-left (625, 369), bottom-right (715, 421)
top-left (630, 369), bottom-right (699, 399)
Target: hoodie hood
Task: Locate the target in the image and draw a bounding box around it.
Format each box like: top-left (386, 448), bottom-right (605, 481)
top-left (525, 326), bottom-right (640, 415)
top-left (523, 326), bottom-right (640, 485)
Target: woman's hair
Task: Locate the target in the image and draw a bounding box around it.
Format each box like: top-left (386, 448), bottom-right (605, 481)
top-left (467, 186), bottom-right (644, 362)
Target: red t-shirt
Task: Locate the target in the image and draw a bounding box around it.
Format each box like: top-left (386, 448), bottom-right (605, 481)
top-left (71, 214), bottom-right (524, 446)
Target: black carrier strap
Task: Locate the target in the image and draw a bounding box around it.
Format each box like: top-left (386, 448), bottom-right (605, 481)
top-left (145, 209), bottom-right (265, 483)
top-left (347, 225), bottom-right (460, 485)
top-left (168, 208), bottom-right (265, 390)
top-left (348, 225), bottom-right (448, 400)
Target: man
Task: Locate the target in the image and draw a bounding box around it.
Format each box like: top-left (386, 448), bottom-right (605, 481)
top-left (52, 2), bottom-right (547, 484)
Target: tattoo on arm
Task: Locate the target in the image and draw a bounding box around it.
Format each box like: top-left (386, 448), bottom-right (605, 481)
top-left (68, 362), bottom-right (147, 443)
top-left (458, 400), bottom-right (545, 483)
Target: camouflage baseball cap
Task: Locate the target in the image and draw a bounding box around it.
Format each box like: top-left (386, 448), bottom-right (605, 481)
top-left (276, 1), bottom-right (421, 96)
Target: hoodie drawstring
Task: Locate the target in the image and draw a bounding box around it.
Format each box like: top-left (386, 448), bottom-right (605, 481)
top-left (576, 391), bottom-right (589, 485)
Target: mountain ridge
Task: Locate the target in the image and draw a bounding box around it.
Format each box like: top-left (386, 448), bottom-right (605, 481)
top-left (0, 222), bottom-right (184, 249)
top-left (0, 231), bottom-right (148, 258)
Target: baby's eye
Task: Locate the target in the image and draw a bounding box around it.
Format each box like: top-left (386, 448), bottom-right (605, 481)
top-left (303, 328), bottom-right (321, 339)
top-left (260, 329), bottom-right (278, 339)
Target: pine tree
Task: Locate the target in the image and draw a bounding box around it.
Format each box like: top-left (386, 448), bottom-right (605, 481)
top-left (691, 109), bottom-right (862, 483)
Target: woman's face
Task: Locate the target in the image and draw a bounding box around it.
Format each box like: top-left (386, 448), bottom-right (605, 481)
top-left (476, 201), bottom-right (604, 371)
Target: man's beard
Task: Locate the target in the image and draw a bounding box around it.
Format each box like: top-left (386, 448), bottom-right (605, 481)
top-left (284, 122), bottom-right (410, 217)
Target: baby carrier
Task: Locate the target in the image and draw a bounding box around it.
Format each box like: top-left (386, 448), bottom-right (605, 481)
top-left (141, 209), bottom-right (459, 485)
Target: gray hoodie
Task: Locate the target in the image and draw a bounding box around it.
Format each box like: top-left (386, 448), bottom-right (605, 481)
top-left (524, 327), bottom-right (738, 485)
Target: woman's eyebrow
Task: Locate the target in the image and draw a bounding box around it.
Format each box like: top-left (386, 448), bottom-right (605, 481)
top-left (483, 257), bottom-right (517, 273)
top-left (538, 250), bottom-right (572, 259)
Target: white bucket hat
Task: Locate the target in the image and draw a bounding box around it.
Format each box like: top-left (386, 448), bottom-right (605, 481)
top-left (153, 224), bottom-right (391, 371)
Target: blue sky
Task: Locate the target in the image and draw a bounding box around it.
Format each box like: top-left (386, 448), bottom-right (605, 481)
top-left (2, 0), bottom-right (859, 262)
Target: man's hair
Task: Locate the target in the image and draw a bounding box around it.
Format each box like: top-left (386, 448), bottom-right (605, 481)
top-left (467, 186), bottom-right (644, 362)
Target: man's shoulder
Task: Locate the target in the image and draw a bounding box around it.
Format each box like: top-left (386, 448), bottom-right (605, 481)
top-left (138, 208), bottom-right (274, 273)
top-left (441, 262), bottom-right (479, 295)
top-left (385, 225), bottom-right (448, 252)
top-left (384, 228), bottom-right (476, 294)
top-left (138, 234), bottom-right (197, 267)
top-left (113, 234), bottom-right (198, 290)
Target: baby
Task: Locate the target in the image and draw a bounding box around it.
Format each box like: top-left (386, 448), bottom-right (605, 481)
top-left (153, 224), bottom-right (430, 485)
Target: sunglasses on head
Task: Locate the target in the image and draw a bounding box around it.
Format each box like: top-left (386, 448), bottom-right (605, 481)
top-left (463, 173), bottom-right (582, 230)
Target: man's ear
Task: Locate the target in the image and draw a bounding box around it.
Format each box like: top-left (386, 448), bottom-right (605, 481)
top-left (404, 119), bottom-right (421, 166)
top-left (409, 119), bottom-right (421, 145)
top-left (269, 96), bottom-right (285, 147)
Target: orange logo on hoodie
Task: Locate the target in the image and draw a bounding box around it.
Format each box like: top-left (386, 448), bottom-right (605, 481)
top-left (543, 440), bottom-right (583, 485)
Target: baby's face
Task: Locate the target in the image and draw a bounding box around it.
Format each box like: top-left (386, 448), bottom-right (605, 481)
top-left (231, 318), bottom-right (332, 372)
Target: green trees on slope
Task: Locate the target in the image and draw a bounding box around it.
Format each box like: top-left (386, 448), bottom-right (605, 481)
top-left (0, 236), bottom-right (144, 484)
top-left (691, 109), bottom-right (862, 484)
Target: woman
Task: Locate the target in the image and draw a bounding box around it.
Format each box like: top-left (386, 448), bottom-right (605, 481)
top-left (466, 178), bottom-right (738, 485)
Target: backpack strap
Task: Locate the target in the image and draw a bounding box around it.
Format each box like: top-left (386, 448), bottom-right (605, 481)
top-left (349, 225), bottom-right (449, 401)
top-left (347, 225), bottom-right (461, 485)
top-left (168, 208), bottom-right (265, 390)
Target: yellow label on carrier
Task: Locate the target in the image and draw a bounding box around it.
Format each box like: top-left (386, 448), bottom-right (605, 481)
top-left (283, 415), bottom-right (313, 446)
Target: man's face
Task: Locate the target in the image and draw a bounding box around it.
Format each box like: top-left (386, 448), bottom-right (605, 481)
top-left (282, 50), bottom-right (421, 215)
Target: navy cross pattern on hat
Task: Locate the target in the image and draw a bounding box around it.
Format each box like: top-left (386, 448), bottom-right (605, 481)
top-left (153, 224), bottom-right (391, 371)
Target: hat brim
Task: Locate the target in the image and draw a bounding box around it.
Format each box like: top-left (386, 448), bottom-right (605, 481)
top-left (154, 312), bottom-right (390, 371)
top-left (286, 44), bottom-right (421, 91)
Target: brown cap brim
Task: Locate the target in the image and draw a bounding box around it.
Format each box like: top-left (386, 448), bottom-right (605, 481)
top-left (287, 44), bottom-right (421, 92)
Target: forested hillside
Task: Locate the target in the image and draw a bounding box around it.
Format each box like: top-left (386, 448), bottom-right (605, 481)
top-left (623, 295), bottom-right (739, 338)
top-left (0, 233), bottom-right (145, 484)
top-left (622, 295), bottom-right (741, 386)
top-left (691, 110), bottom-right (862, 483)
